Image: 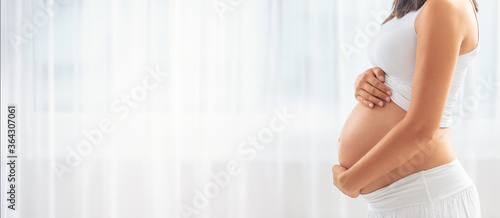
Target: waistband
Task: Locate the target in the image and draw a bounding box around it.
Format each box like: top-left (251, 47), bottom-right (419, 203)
top-left (360, 159), bottom-right (474, 211)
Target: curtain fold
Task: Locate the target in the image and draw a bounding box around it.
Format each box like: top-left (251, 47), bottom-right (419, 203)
top-left (2, 0), bottom-right (499, 217)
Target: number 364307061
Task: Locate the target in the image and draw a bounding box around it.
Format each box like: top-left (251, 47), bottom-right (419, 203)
top-left (7, 106), bottom-right (16, 154)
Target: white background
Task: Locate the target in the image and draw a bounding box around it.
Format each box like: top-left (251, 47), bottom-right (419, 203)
top-left (1, 0), bottom-right (499, 217)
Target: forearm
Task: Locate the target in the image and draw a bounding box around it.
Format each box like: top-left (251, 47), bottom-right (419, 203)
top-left (340, 119), bottom-right (434, 192)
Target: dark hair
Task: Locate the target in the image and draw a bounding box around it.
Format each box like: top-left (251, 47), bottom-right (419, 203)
top-left (383, 0), bottom-right (479, 24)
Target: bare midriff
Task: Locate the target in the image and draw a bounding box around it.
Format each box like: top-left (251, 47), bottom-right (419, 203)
top-left (337, 101), bottom-right (456, 194)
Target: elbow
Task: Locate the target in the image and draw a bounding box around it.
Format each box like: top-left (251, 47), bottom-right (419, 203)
top-left (400, 118), bottom-right (438, 146)
top-left (413, 127), bottom-right (436, 146)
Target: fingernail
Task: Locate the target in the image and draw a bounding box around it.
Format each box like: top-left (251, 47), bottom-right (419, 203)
top-left (369, 103), bottom-right (374, 108)
top-left (387, 91), bottom-right (392, 95)
top-left (386, 97), bottom-right (391, 102)
top-left (378, 102), bottom-right (384, 107)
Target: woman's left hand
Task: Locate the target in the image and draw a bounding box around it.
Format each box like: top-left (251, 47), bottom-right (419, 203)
top-left (331, 165), bottom-right (360, 198)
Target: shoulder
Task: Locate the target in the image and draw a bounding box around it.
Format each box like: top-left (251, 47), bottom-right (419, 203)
top-left (416, 0), bottom-right (464, 34)
top-left (423, 0), bottom-right (460, 10)
top-left (418, 0), bottom-right (462, 21)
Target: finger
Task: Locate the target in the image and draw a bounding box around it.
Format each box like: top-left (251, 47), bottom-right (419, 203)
top-left (365, 78), bottom-right (392, 102)
top-left (356, 95), bottom-right (374, 108)
top-left (367, 67), bottom-right (392, 95)
top-left (332, 165), bottom-right (338, 174)
top-left (361, 98), bottom-right (375, 108)
top-left (332, 165), bottom-right (338, 183)
top-left (360, 84), bottom-right (389, 106)
top-left (332, 165), bottom-right (346, 174)
top-left (371, 67), bottom-right (386, 83)
top-left (359, 91), bottom-right (382, 107)
top-left (365, 72), bottom-right (391, 95)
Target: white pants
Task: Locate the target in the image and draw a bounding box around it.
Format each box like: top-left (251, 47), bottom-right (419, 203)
top-left (360, 159), bottom-right (481, 218)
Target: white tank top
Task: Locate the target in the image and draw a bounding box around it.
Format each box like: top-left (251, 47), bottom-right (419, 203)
top-left (367, 2), bottom-right (479, 127)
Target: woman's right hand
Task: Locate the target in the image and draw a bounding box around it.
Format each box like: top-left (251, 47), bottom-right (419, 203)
top-left (354, 67), bottom-right (392, 108)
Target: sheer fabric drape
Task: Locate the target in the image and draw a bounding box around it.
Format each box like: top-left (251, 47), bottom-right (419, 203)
top-left (1, 0), bottom-right (499, 217)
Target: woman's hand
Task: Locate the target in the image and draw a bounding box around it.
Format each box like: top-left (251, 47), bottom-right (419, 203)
top-left (331, 165), bottom-right (360, 198)
top-left (354, 67), bottom-right (392, 108)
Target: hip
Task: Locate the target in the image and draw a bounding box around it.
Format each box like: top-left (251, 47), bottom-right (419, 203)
top-left (360, 128), bottom-right (455, 194)
top-left (360, 158), bottom-right (481, 217)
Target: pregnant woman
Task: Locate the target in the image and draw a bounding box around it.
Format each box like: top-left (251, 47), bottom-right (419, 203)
top-left (332, 0), bottom-right (481, 217)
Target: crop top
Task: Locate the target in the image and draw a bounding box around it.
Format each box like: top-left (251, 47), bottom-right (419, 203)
top-left (367, 2), bottom-right (479, 127)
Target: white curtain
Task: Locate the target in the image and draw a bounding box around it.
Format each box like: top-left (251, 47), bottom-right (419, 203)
top-left (1, 0), bottom-right (499, 217)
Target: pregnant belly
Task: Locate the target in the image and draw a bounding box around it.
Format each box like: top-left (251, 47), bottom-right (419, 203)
top-left (338, 101), bottom-right (454, 194)
top-left (338, 102), bottom-right (406, 169)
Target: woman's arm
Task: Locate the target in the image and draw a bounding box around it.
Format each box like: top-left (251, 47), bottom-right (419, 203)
top-left (333, 0), bottom-right (466, 198)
